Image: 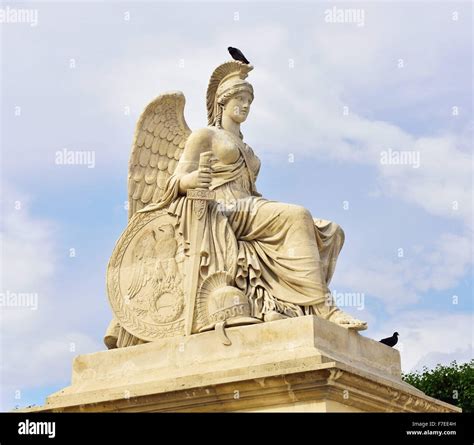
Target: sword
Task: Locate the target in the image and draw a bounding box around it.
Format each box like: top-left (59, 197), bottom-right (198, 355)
top-left (184, 151), bottom-right (215, 336)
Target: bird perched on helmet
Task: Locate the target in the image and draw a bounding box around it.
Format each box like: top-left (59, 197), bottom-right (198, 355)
top-left (228, 46), bottom-right (250, 64)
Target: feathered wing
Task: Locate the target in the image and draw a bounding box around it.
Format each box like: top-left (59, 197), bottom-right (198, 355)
top-left (128, 91), bottom-right (192, 218)
top-left (127, 230), bottom-right (156, 300)
top-left (127, 257), bottom-right (151, 300)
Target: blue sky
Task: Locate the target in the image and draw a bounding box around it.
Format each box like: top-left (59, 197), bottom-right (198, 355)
top-left (0, 0), bottom-right (472, 410)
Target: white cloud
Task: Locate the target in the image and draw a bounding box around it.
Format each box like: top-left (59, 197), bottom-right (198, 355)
top-left (367, 310), bottom-right (473, 372)
top-left (0, 187), bottom-right (56, 333)
top-left (0, 188), bottom-right (55, 291)
top-left (4, 332), bottom-right (99, 398)
top-left (337, 231), bottom-right (472, 309)
top-left (0, 185), bottom-right (102, 411)
top-left (379, 136), bottom-right (472, 226)
top-left (251, 72), bottom-right (472, 226)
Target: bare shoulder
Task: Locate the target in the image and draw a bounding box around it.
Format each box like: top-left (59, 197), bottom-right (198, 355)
top-left (187, 127), bottom-right (214, 147)
top-left (178, 127), bottom-right (214, 164)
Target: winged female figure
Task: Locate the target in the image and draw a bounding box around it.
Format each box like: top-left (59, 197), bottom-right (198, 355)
top-left (105, 59), bottom-right (366, 349)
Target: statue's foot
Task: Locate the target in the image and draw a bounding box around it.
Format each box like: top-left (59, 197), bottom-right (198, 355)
top-left (327, 308), bottom-right (367, 331)
top-left (263, 311), bottom-right (289, 322)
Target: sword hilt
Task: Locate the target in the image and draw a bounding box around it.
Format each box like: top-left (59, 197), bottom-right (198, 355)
top-left (186, 151), bottom-right (215, 201)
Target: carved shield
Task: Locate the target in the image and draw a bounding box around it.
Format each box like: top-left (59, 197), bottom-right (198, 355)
top-left (107, 210), bottom-right (186, 341)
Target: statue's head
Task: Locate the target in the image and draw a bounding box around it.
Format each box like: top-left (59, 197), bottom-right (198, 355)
top-left (207, 60), bottom-right (254, 128)
top-left (222, 89), bottom-right (253, 124)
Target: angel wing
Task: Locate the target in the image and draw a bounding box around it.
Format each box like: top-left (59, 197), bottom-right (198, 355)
top-left (128, 91), bottom-right (192, 218)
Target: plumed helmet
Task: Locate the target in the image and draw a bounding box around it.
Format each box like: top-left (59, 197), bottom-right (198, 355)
top-left (196, 271), bottom-right (260, 332)
top-left (206, 60), bottom-right (254, 126)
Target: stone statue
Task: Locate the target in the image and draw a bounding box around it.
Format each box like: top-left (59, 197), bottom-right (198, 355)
top-left (105, 59), bottom-right (367, 349)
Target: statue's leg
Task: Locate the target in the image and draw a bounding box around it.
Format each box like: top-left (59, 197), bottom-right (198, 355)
top-left (227, 199), bottom-right (330, 310)
top-left (225, 198), bottom-right (367, 330)
top-left (311, 219), bottom-right (367, 330)
top-left (313, 218), bottom-right (345, 285)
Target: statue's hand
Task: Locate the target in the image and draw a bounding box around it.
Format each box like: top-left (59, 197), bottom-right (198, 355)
top-left (178, 151), bottom-right (213, 193)
top-left (179, 167), bottom-right (212, 192)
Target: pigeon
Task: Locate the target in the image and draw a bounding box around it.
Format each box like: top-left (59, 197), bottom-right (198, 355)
top-left (379, 332), bottom-right (399, 347)
top-left (228, 47), bottom-right (250, 64)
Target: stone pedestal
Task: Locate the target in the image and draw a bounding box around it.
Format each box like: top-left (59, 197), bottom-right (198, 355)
top-left (26, 316), bottom-right (459, 412)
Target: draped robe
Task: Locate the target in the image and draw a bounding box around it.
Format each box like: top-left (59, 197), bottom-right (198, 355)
top-left (153, 138), bottom-right (345, 320)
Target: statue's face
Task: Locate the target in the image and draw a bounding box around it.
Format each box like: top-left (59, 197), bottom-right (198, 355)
top-left (223, 90), bottom-right (253, 124)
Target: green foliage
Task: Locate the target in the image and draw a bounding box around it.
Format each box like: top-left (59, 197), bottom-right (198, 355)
top-left (402, 360), bottom-right (473, 412)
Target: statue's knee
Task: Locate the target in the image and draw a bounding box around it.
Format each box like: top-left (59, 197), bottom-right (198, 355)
top-left (334, 224), bottom-right (345, 244)
top-left (286, 204), bottom-right (312, 222)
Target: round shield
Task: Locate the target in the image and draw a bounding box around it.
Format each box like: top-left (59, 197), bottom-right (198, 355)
top-left (107, 209), bottom-right (186, 341)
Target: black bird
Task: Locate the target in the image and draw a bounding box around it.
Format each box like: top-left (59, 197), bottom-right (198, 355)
top-left (228, 47), bottom-right (250, 64)
top-left (379, 332), bottom-right (399, 347)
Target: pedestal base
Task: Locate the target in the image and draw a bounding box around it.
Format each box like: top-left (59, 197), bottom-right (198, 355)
top-left (24, 316), bottom-right (460, 412)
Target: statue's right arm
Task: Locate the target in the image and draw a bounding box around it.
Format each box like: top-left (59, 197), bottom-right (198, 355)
top-left (174, 128), bottom-right (213, 195)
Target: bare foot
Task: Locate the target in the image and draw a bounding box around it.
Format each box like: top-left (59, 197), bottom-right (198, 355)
top-left (327, 308), bottom-right (367, 331)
